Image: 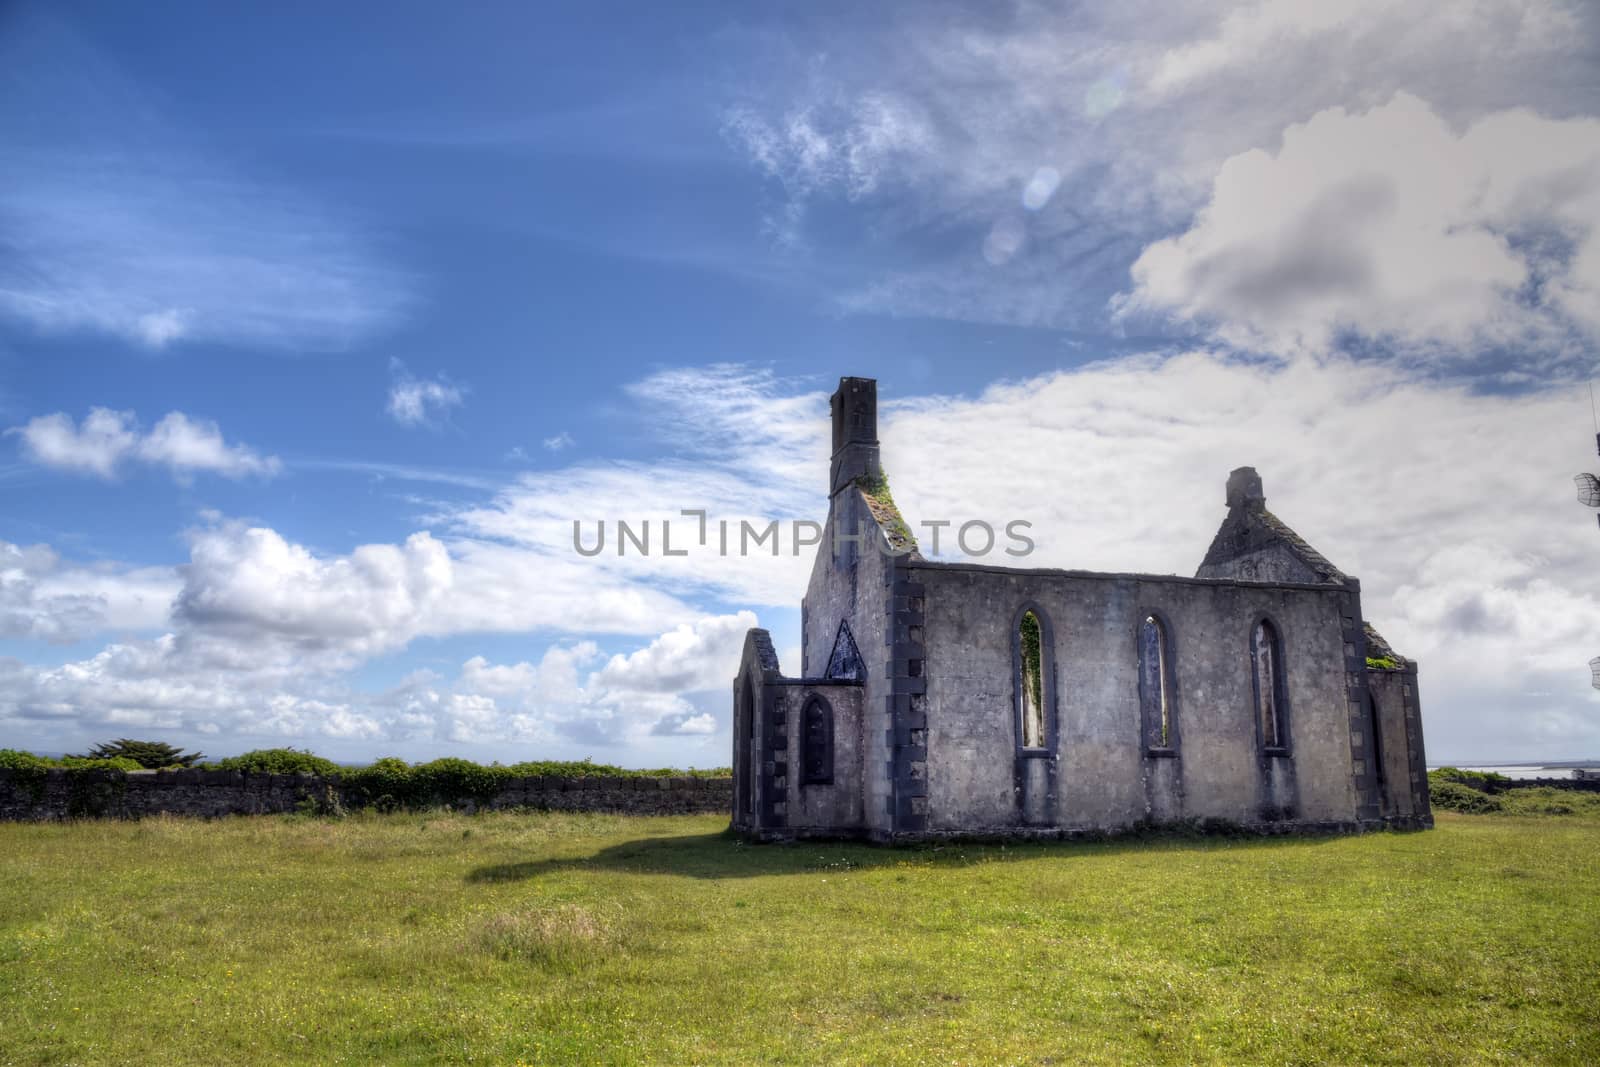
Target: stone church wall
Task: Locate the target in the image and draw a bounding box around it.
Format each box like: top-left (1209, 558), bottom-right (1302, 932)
top-left (914, 563), bottom-right (1365, 834)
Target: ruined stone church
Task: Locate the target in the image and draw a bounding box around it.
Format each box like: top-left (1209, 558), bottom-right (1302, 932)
top-left (732, 376), bottom-right (1432, 841)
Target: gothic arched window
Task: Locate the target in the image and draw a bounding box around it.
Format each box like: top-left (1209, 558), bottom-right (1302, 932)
top-left (801, 696), bottom-right (834, 785)
top-left (1139, 614), bottom-right (1177, 752)
top-left (1017, 608), bottom-right (1048, 750)
top-left (1251, 619), bottom-right (1289, 751)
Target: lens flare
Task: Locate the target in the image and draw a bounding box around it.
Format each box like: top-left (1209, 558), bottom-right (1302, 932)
top-left (1022, 167), bottom-right (1062, 211)
top-left (983, 216), bottom-right (1026, 265)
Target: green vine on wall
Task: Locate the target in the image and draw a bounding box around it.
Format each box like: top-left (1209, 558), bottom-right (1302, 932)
top-left (1019, 610), bottom-right (1043, 720)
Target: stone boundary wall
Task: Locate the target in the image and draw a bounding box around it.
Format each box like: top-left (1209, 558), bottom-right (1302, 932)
top-left (1459, 775), bottom-right (1600, 794)
top-left (0, 767), bottom-right (734, 822)
top-left (1472, 777), bottom-right (1600, 793)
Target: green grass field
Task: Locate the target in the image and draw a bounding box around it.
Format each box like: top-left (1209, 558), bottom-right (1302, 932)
top-left (3, 806), bottom-right (1598, 1065)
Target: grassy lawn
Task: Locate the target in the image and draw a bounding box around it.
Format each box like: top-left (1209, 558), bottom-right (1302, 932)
top-left (2, 809), bottom-right (1598, 1065)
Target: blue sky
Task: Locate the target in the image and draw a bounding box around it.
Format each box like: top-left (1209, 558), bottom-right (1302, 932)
top-left (3, 0), bottom-right (1600, 766)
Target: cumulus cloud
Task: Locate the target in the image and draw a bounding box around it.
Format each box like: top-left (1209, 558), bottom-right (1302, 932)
top-left (387, 362), bottom-right (465, 427)
top-left (175, 522), bottom-right (454, 663)
top-left (0, 609), bottom-right (749, 749)
top-left (0, 541), bottom-right (177, 643)
top-left (542, 432), bottom-right (574, 452)
top-left (6, 360), bottom-right (1598, 762)
top-left (1119, 94), bottom-right (1600, 359)
top-left (435, 612), bottom-right (755, 745)
top-left (8, 408), bottom-right (280, 481)
top-left (719, 0), bottom-right (1600, 331)
top-left (594, 612), bottom-right (757, 696)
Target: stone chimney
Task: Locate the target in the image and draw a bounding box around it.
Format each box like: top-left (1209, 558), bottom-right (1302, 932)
top-left (829, 377), bottom-right (881, 496)
top-left (1225, 466), bottom-right (1266, 510)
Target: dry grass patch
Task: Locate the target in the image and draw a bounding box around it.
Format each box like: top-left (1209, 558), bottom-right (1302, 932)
top-left (476, 902), bottom-right (617, 968)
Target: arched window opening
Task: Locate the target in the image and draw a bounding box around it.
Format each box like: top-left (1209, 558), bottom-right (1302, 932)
top-left (1251, 620), bottom-right (1288, 750)
top-left (801, 696), bottom-right (834, 785)
top-left (1366, 692), bottom-right (1387, 797)
top-left (740, 679), bottom-right (757, 814)
top-left (1140, 615), bottom-right (1175, 751)
top-left (1018, 609), bottom-right (1046, 749)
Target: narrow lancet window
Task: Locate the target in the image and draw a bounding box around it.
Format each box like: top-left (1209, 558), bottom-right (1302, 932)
top-left (1139, 615), bottom-right (1174, 750)
top-left (1019, 609), bottom-right (1045, 749)
top-left (1252, 620), bottom-right (1287, 750)
top-left (801, 697), bottom-right (833, 785)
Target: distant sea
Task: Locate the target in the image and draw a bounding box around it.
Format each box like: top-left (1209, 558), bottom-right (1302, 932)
top-left (1431, 760), bottom-right (1600, 781)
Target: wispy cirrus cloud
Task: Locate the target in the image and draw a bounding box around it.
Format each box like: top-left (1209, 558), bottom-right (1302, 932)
top-left (8, 409), bottom-right (280, 481)
top-left (0, 12), bottom-right (411, 352)
top-left (386, 361), bottom-right (466, 428)
top-left (3, 360), bottom-right (1597, 762)
top-left (719, 0), bottom-right (1600, 348)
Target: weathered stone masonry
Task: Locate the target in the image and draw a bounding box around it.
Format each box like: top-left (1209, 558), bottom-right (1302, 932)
top-left (732, 375), bottom-right (1432, 842)
top-left (0, 768), bottom-right (732, 822)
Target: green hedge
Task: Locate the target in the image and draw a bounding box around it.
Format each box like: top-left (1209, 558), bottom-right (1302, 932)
top-left (0, 749), bottom-right (141, 807)
top-left (210, 749), bottom-right (343, 777)
top-left (3, 746), bottom-right (730, 813)
top-left (0, 749), bottom-right (141, 773)
top-left (1428, 777), bottom-right (1505, 814)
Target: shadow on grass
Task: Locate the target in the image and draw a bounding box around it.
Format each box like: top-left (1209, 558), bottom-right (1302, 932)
top-left (465, 823), bottom-right (1366, 883)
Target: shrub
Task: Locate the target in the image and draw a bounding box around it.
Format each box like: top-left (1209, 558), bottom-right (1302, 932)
top-left (1, 749), bottom-right (137, 808)
top-left (214, 748), bottom-right (342, 777)
top-left (75, 739), bottom-right (203, 769)
top-left (1428, 777), bottom-right (1504, 814)
top-left (413, 758), bottom-right (512, 806)
top-left (0, 749), bottom-right (50, 802)
top-left (342, 757), bottom-right (423, 811)
top-left (502, 759), bottom-right (728, 779)
top-left (0, 748), bottom-right (48, 772)
top-left (58, 756), bottom-right (142, 772)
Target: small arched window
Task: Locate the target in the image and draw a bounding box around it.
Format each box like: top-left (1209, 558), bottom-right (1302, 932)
top-left (1365, 691), bottom-right (1386, 798)
top-left (1139, 614), bottom-right (1176, 752)
top-left (1018, 609), bottom-right (1046, 750)
top-left (1251, 620), bottom-right (1288, 750)
top-left (801, 696), bottom-right (834, 785)
top-left (739, 678), bottom-right (757, 814)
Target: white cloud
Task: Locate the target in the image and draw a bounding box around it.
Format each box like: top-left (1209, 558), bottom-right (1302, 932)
top-left (1147, 0), bottom-right (1583, 99)
top-left (671, 713), bottom-right (718, 736)
top-left (6, 360), bottom-right (1598, 762)
top-left (133, 308), bottom-right (192, 348)
top-left (719, 0), bottom-right (1599, 330)
top-left (447, 365), bottom-right (826, 612)
top-left (10, 409), bottom-right (138, 478)
top-left (387, 363), bottom-right (465, 427)
top-left (542, 432), bottom-right (574, 452)
top-left (138, 413), bottom-right (282, 479)
top-left (175, 523), bottom-right (454, 664)
top-left (0, 540), bottom-right (177, 643)
top-left (9, 408), bottom-right (280, 481)
top-left (1119, 94), bottom-right (1600, 359)
top-left (593, 612), bottom-right (757, 695)
top-left (436, 613), bottom-right (754, 744)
